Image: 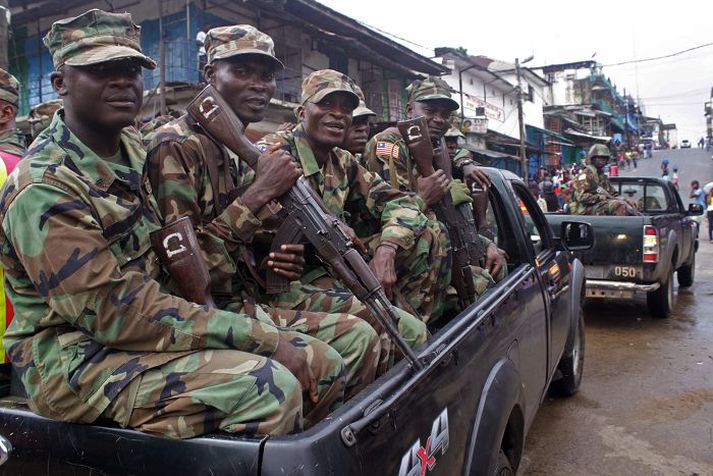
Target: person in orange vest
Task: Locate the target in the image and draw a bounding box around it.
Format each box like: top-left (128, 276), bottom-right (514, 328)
top-left (0, 68), bottom-right (27, 362)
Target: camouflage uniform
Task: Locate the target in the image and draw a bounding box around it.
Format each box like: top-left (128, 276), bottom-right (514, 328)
top-left (363, 78), bottom-right (496, 318)
top-left (572, 164), bottom-right (631, 216)
top-left (0, 68), bottom-right (25, 362)
top-left (0, 9), bottom-right (345, 440)
top-left (257, 70), bottom-right (431, 361)
top-left (145, 25), bottom-right (379, 397)
top-left (0, 129), bottom-right (26, 158)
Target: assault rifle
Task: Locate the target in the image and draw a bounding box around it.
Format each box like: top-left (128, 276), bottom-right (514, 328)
top-left (186, 85), bottom-right (423, 369)
top-left (397, 116), bottom-right (484, 310)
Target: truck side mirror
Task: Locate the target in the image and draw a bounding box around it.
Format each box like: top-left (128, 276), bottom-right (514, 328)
top-left (687, 203), bottom-right (704, 216)
top-left (560, 221), bottom-right (594, 251)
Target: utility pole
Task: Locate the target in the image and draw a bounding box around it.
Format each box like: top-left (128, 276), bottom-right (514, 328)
top-left (157, 0), bottom-right (167, 115)
top-left (515, 57), bottom-right (528, 182)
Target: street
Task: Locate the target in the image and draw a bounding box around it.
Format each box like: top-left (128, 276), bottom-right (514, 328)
top-left (521, 147), bottom-right (713, 475)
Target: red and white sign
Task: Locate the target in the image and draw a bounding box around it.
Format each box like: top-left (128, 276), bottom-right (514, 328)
top-left (464, 92), bottom-right (505, 122)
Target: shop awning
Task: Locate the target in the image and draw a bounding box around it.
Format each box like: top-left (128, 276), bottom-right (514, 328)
top-left (465, 146), bottom-right (512, 159)
top-left (526, 125), bottom-right (574, 145)
top-left (563, 129), bottom-right (611, 142)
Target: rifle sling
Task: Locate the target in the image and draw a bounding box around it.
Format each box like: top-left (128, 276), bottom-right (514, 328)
top-left (199, 122), bottom-right (267, 291)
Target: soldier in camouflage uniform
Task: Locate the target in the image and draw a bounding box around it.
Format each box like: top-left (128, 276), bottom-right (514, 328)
top-left (0, 68), bottom-right (27, 160)
top-left (0, 68), bottom-right (25, 362)
top-left (444, 126), bottom-right (476, 168)
top-left (363, 77), bottom-right (506, 319)
top-left (572, 144), bottom-right (640, 216)
top-left (144, 25), bottom-right (380, 397)
top-left (0, 9), bottom-right (347, 439)
top-left (343, 85), bottom-right (376, 165)
top-left (256, 70), bottom-right (433, 361)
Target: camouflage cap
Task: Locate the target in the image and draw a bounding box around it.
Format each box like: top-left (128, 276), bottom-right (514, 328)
top-left (0, 68), bottom-right (20, 107)
top-left (352, 84), bottom-right (376, 118)
top-left (301, 69), bottom-right (359, 108)
top-left (587, 143), bottom-right (611, 159)
top-left (407, 76), bottom-right (459, 111)
top-left (205, 25), bottom-right (284, 69)
top-left (43, 9), bottom-right (156, 69)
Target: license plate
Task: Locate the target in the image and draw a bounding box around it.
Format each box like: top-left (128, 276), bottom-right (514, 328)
top-left (610, 265), bottom-right (639, 279)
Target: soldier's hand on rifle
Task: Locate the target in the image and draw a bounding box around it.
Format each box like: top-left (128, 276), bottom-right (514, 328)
top-left (417, 170), bottom-right (451, 207)
top-left (337, 221), bottom-right (368, 255)
top-left (485, 243), bottom-right (507, 278)
top-left (369, 244), bottom-right (398, 300)
top-left (266, 244), bottom-right (306, 281)
top-left (273, 334), bottom-right (319, 404)
top-left (462, 164), bottom-right (491, 192)
top-left (244, 144), bottom-right (300, 213)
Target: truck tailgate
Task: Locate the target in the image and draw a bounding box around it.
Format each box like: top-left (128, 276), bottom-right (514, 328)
top-left (547, 214), bottom-right (646, 269)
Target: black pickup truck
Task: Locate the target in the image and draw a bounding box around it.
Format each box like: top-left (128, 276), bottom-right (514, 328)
top-left (0, 169), bottom-right (592, 475)
top-left (546, 176), bottom-right (702, 319)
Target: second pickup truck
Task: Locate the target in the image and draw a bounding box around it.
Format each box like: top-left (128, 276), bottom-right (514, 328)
top-left (546, 176), bottom-right (702, 318)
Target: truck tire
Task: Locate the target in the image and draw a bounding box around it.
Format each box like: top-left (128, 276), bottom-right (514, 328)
top-left (494, 450), bottom-right (514, 476)
top-left (677, 253), bottom-right (695, 287)
top-left (551, 308), bottom-right (585, 397)
top-left (647, 267), bottom-right (674, 318)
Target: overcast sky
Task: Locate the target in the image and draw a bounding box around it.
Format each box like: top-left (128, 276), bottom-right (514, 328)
top-left (319, 0), bottom-right (713, 143)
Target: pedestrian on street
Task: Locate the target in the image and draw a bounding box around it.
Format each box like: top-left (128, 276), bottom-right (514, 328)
top-left (671, 167), bottom-right (680, 190)
top-left (706, 189), bottom-right (713, 242)
top-left (661, 159), bottom-right (670, 179)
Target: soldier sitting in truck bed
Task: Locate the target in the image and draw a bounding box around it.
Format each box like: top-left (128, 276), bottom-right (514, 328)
top-left (571, 144), bottom-right (640, 216)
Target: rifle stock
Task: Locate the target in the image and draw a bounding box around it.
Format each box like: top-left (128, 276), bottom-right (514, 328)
top-left (397, 117), bottom-right (484, 310)
top-left (151, 217), bottom-right (216, 307)
top-left (186, 85), bottom-right (423, 370)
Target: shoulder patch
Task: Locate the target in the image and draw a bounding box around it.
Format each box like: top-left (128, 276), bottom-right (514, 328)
top-left (375, 141), bottom-right (399, 158)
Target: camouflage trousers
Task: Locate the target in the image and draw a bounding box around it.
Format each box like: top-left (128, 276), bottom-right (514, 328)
top-left (363, 217), bottom-right (452, 323)
top-left (269, 277), bottom-right (428, 375)
top-left (102, 349), bottom-right (303, 439)
top-left (223, 299), bottom-right (378, 402)
top-left (435, 221), bottom-right (499, 319)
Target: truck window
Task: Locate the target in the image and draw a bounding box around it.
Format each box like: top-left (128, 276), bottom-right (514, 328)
top-left (512, 183), bottom-right (552, 256)
top-left (617, 182), bottom-right (669, 213)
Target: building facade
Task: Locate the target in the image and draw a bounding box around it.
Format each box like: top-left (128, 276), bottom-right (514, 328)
top-left (6, 0), bottom-right (447, 137)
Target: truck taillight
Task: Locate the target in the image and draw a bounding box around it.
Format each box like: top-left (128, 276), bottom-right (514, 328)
top-left (643, 225), bottom-right (658, 263)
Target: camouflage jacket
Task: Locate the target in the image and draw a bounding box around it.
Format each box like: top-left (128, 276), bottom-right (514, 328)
top-left (257, 123), bottom-right (428, 251)
top-left (0, 111), bottom-right (280, 423)
top-left (364, 129), bottom-right (471, 190)
top-left (0, 129), bottom-right (27, 157)
top-left (144, 115), bottom-right (262, 297)
top-left (573, 164), bottom-right (618, 206)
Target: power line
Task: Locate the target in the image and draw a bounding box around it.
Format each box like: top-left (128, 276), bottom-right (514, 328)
top-left (603, 41), bottom-right (713, 67)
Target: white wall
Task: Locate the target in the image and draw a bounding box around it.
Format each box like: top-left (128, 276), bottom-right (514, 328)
top-left (499, 71), bottom-right (546, 129)
top-left (438, 58), bottom-right (521, 140)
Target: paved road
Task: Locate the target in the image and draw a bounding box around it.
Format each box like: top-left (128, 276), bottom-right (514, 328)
top-left (520, 148), bottom-right (713, 475)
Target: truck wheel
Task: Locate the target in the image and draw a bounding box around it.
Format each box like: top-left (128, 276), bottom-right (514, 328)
top-left (493, 450), bottom-right (514, 476)
top-left (677, 253), bottom-right (695, 287)
top-left (647, 267), bottom-right (674, 318)
top-left (551, 308), bottom-right (585, 397)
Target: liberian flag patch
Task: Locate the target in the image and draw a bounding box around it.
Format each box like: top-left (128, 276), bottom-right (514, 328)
top-left (376, 142), bottom-right (399, 158)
